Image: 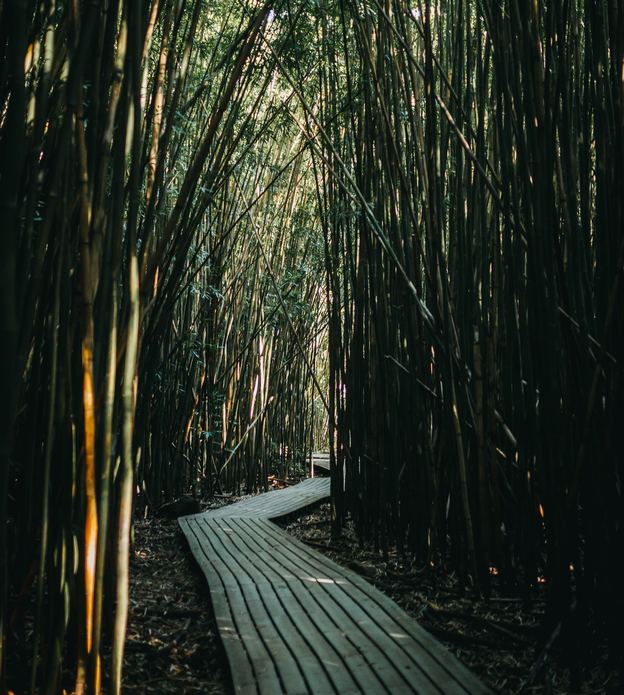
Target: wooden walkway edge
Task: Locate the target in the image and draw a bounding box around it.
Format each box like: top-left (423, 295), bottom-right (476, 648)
top-left (179, 467), bottom-right (492, 694)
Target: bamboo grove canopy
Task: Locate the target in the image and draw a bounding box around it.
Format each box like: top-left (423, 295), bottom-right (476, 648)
top-left (1, 0), bottom-right (622, 692)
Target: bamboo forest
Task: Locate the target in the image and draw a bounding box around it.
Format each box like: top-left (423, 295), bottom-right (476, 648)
top-left (1, 0), bottom-right (622, 693)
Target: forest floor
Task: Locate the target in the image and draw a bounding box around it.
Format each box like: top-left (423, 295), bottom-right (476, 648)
top-left (119, 500), bottom-right (235, 694)
top-left (121, 489), bottom-right (621, 695)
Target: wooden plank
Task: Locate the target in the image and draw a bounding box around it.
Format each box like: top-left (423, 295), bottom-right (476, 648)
top-left (189, 517), bottom-right (308, 695)
top-left (311, 452), bottom-right (330, 473)
top-left (199, 516), bottom-right (354, 694)
top-left (239, 519), bottom-right (465, 694)
top-left (179, 516), bottom-right (260, 694)
top-left (223, 516), bottom-right (386, 694)
top-left (191, 478), bottom-right (330, 520)
top-left (251, 520), bottom-right (489, 694)
top-left (179, 478), bottom-right (492, 695)
top-left (234, 517), bottom-right (432, 693)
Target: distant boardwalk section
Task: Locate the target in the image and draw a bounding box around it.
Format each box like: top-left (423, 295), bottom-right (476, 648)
top-left (311, 451), bottom-right (330, 473)
top-left (179, 477), bottom-right (491, 694)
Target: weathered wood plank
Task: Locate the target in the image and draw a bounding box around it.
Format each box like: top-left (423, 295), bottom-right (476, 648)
top-left (190, 518), bottom-right (308, 694)
top-left (233, 517), bottom-right (430, 693)
top-left (238, 518), bottom-right (474, 694)
top-left (180, 517), bottom-right (262, 694)
top-left (222, 516), bottom-right (385, 694)
top-left (200, 516), bottom-right (352, 694)
top-left (311, 452), bottom-right (330, 473)
top-left (189, 478), bottom-right (330, 520)
top-left (249, 519), bottom-right (488, 694)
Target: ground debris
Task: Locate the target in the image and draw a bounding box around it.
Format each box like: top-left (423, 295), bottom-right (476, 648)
top-left (111, 514), bottom-right (232, 694)
top-left (155, 495), bottom-right (202, 518)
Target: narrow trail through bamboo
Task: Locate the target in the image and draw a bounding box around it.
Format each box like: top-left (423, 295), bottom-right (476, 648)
top-left (179, 459), bottom-right (491, 695)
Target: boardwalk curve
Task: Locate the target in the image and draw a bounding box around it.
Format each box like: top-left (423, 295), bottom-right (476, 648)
top-left (179, 468), bottom-right (491, 694)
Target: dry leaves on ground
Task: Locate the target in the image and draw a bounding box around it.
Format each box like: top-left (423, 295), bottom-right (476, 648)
top-left (113, 512), bottom-right (232, 694)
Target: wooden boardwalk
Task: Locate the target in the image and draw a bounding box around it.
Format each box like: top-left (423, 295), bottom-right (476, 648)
top-left (179, 472), bottom-right (491, 694)
top-left (311, 451), bottom-right (330, 474)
